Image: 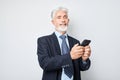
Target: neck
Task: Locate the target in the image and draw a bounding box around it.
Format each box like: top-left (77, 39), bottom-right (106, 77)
top-left (61, 31), bottom-right (66, 35)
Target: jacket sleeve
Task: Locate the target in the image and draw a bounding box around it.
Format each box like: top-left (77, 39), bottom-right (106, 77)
top-left (37, 37), bottom-right (73, 72)
top-left (76, 40), bottom-right (91, 71)
top-left (79, 58), bottom-right (91, 71)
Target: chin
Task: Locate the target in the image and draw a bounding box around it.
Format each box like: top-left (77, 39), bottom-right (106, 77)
top-left (57, 26), bottom-right (68, 32)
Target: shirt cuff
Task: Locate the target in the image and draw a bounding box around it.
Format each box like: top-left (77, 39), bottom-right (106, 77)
top-left (82, 60), bottom-right (87, 64)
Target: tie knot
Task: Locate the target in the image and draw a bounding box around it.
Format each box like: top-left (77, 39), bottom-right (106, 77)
top-left (59, 35), bottom-right (66, 40)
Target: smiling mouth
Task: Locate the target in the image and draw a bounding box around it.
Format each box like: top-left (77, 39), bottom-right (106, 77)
top-left (60, 24), bottom-right (66, 26)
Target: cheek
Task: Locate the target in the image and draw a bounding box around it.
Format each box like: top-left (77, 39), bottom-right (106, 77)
top-left (52, 20), bottom-right (60, 26)
top-left (55, 20), bottom-right (61, 25)
top-left (65, 19), bottom-right (69, 24)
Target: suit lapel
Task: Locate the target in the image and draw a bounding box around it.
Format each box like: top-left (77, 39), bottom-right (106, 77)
top-left (68, 36), bottom-right (73, 50)
top-left (51, 33), bottom-right (61, 55)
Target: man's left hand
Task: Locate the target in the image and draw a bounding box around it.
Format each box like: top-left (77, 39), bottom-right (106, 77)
top-left (82, 45), bottom-right (91, 61)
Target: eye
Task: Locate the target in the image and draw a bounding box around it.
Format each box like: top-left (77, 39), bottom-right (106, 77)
top-left (63, 15), bottom-right (68, 19)
top-left (57, 16), bottom-right (61, 19)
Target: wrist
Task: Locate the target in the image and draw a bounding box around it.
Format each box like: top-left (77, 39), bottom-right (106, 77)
top-left (82, 56), bottom-right (88, 61)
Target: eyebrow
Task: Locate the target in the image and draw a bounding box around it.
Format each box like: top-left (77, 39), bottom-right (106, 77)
top-left (56, 15), bottom-right (68, 18)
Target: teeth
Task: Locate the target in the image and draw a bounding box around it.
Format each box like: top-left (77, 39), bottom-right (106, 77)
top-left (60, 24), bottom-right (66, 25)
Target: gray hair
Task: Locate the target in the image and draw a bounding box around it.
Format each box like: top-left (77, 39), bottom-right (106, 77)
top-left (51, 7), bottom-right (68, 19)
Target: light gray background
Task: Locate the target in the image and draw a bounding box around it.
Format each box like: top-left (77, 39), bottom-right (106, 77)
top-left (0, 0), bottom-right (120, 80)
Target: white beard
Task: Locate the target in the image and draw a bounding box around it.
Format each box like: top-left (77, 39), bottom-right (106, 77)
top-left (56, 26), bottom-right (68, 32)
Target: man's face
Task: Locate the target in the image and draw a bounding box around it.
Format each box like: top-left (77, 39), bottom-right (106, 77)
top-left (52, 10), bottom-right (69, 32)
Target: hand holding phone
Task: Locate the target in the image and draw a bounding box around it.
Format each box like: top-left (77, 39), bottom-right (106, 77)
top-left (81, 39), bottom-right (91, 60)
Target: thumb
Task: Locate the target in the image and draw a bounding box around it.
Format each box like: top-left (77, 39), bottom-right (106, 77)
top-left (74, 43), bottom-right (79, 47)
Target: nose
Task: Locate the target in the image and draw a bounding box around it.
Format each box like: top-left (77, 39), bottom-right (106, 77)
top-left (61, 18), bottom-right (65, 23)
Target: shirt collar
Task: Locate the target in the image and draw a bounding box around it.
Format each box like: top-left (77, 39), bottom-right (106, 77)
top-left (55, 30), bottom-right (68, 38)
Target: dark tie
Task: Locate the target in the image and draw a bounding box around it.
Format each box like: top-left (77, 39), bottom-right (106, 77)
top-left (60, 35), bottom-right (73, 78)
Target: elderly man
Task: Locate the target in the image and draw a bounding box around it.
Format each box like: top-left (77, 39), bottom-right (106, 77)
top-left (37, 7), bottom-right (91, 80)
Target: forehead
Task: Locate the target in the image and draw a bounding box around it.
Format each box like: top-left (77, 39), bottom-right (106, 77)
top-left (55, 10), bottom-right (68, 16)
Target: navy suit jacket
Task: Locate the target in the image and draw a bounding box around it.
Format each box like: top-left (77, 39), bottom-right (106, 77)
top-left (37, 33), bottom-right (91, 80)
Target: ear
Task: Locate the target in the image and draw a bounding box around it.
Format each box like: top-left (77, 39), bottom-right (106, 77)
top-left (51, 20), bottom-right (54, 24)
top-left (68, 19), bottom-right (70, 22)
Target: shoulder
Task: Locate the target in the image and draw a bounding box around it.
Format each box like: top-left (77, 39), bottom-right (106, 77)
top-left (37, 33), bottom-right (55, 43)
top-left (38, 34), bottom-right (51, 40)
top-left (37, 35), bottom-right (51, 43)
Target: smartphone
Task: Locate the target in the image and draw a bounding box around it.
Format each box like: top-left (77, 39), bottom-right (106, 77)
top-left (81, 39), bottom-right (91, 47)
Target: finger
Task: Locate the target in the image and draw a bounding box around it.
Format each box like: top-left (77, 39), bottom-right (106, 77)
top-left (85, 48), bottom-right (91, 51)
top-left (76, 46), bottom-right (84, 50)
top-left (85, 46), bottom-right (91, 51)
top-left (83, 54), bottom-right (88, 57)
top-left (74, 48), bottom-right (84, 53)
top-left (78, 49), bottom-right (84, 52)
top-left (84, 51), bottom-right (91, 56)
top-left (84, 51), bottom-right (89, 54)
top-left (75, 52), bottom-right (84, 55)
top-left (85, 45), bottom-right (90, 48)
top-left (74, 43), bottom-right (79, 47)
top-left (75, 49), bottom-right (85, 55)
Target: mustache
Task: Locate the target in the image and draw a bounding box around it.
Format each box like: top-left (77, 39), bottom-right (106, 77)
top-left (59, 24), bottom-right (67, 26)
